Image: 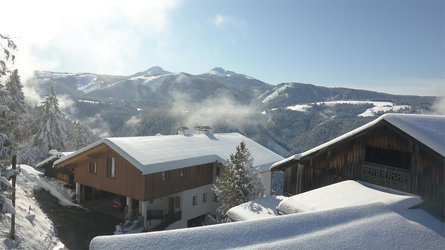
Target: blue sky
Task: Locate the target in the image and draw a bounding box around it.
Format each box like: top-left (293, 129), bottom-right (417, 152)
top-left (1, 0), bottom-right (444, 96)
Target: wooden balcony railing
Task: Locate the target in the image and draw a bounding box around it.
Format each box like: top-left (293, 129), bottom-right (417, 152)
top-left (360, 162), bottom-right (410, 192)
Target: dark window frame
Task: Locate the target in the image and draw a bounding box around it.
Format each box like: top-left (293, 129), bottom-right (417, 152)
top-left (107, 156), bottom-right (115, 178)
top-left (89, 161), bottom-right (97, 174)
top-left (162, 171), bottom-right (169, 182)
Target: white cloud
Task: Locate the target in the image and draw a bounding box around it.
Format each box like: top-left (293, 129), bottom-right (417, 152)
top-left (0, 0), bottom-right (178, 77)
top-left (212, 14), bottom-right (229, 28)
top-left (0, 0), bottom-right (178, 105)
top-left (211, 14), bottom-right (246, 29)
top-left (432, 97), bottom-right (445, 115)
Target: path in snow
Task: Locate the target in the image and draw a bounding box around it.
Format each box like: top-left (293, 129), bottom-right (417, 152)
top-left (34, 189), bottom-right (121, 250)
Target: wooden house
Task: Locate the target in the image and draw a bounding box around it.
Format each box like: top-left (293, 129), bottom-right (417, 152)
top-left (271, 114), bottom-right (445, 219)
top-left (54, 132), bottom-right (283, 230)
top-left (36, 150), bottom-right (74, 183)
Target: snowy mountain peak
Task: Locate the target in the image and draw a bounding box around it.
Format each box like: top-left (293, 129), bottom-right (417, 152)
top-left (208, 67), bottom-right (239, 76)
top-left (132, 66), bottom-right (170, 77)
top-left (209, 67), bottom-right (227, 75)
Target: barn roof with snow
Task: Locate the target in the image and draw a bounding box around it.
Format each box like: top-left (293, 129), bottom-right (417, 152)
top-left (55, 132), bottom-right (283, 175)
top-left (271, 113), bottom-right (445, 170)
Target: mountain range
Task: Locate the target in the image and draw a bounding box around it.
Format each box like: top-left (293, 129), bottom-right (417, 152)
top-left (28, 66), bottom-right (438, 156)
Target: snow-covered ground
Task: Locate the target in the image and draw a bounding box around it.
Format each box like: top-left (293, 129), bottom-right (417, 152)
top-left (285, 100), bottom-right (410, 117)
top-left (277, 180), bottom-right (422, 214)
top-left (0, 165), bottom-right (76, 249)
top-left (90, 180), bottom-right (445, 249)
top-left (226, 195), bottom-right (286, 221)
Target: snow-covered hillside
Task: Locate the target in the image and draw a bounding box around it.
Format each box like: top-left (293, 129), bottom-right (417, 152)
top-left (285, 100), bottom-right (411, 117)
top-left (0, 165), bottom-right (75, 249)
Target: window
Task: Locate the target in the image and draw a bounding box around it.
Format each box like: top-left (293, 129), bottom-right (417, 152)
top-left (162, 171), bottom-right (169, 182)
top-left (365, 146), bottom-right (411, 169)
top-left (180, 168), bottom-right (187, 177)
top-left (196, 165), bottom-right (201, 175)
top-left (107, 156), bottom-right (115, 178)
top-left (89, 162), bottom-right (96, 173)
top-left (215, 166), bottom-right (220, 177)
top-left (202, 192), bottom-right (207, 203)
top-left (192, 195), bottom-right (197, 206)
top-left (213, 193), bottom-right (218, 202)
top-left (175, 196), bottom-right (180, 208)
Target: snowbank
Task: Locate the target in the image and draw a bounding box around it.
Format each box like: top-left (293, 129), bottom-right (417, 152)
top-left (0, 165), bottom-right (62, 249)
top-left (277, 180), bottom-right (422, 214)
top-left (90, 202), bottom-right (445, 249)
top-left (18, 165), bottom-right (78, 207)
top-left (226, 195), bottom-right (285, 221)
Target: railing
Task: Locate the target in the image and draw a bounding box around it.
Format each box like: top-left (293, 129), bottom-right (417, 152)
top-left (147, 209), bottom-right (164, 220)
top-left (149, 211), bottom-right (182, 232)
top-left (360, 162), bottom-right (410, 192)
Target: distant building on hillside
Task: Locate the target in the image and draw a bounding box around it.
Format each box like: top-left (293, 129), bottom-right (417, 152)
top-left (36, 150), bottom-right (74, 183)
top-left (54, 132), bottom-right (283, 231)
top-left (271, 113), bottom-right (445, 219)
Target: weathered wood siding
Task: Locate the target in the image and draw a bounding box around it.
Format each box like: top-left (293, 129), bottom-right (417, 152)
top-left (73, 147), bottom-right (146, 200)
top-left (283, 121), bottom-right (444, 206)
top-left (144, 163), bottom-right (214, 200)
top-left (297, 124), bottom-right (409, 192)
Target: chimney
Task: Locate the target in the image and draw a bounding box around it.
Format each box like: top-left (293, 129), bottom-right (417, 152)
top-left (177, 126), bottom-right (189, 135)
top-left (194, 125), bottom-right (212, 134)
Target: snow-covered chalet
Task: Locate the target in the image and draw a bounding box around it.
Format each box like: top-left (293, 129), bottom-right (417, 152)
top-left (271, 113), bottom-right (445, 219)
top-left (54, 132), bottom-right (283, 230)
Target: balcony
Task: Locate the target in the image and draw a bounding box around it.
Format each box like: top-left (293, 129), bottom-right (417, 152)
top-left (360, 162), bottom-right (410, 192)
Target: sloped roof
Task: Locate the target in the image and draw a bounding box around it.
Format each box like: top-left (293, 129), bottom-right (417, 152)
top-left (55, 133), bottom-right (283, 175)
top-left (35, 151), bottom-right (74, 168)
top-left (271, 113), bottom-right (445, 170)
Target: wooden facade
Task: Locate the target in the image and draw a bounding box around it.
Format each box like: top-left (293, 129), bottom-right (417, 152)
top-left (279, 120), bottom-right (444, 218)
top-left (56, 144), bottom-right (214, 202)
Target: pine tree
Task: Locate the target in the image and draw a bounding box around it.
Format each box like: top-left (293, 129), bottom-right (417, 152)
top-left (0, 34), bottom-right (19, 220)
top-left (212, 141), bottom-right (264, 222)
top-left (20, 86), bottom-right (96, 165)
top-left (28, 87), bottom-right (68, 159)
top-left (5, 69), bottom-right (25, 113)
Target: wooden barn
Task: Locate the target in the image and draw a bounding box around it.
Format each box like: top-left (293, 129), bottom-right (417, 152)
top-left (54, 132), bottom-right (283, 230)
top-left (271, 113), bottom-right (445, 219)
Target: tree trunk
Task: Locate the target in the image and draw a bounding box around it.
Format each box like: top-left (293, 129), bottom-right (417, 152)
top-left (9, 155), bottom-right (16, 240)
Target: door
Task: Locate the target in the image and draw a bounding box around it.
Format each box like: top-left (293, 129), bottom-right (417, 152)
top-left (168, 197), bottom-right (174, 215)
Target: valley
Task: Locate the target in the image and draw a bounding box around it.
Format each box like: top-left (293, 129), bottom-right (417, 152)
top-left (26, 66), bottom-right (439, 157)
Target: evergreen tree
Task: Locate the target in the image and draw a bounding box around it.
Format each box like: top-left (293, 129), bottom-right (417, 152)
top-left (0, 34), bottom-right (19, 218)
top-left (20, 87), bottom-right (96, 165)
top-left (212, 142), bottom-right (264, 222)
top-left (5, 69), bottom-right (25, 113)
top-left (28, 87), bottom-right (68, 159)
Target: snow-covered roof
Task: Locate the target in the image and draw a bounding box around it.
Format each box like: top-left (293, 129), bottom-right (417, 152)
top-left (55, 133), bottom-right (283, 175)
top-left (226, 195), bottom-right (286, 221)
top-left (271, 113), bottom-right (445, 170)
top-left (36, 151), bottom-right (74, 168)
top-left (90, 181), bottom-right (445, 249)
top-left (35, 155), bottom-right (58, 168)
top-left (277, 180), bottom-right (422, 214)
